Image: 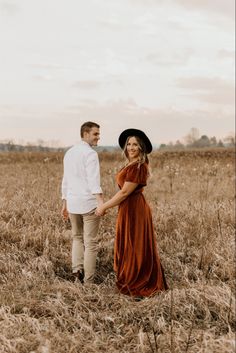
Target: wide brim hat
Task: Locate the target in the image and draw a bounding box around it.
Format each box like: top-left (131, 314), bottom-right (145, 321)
top-left (118, 128), bottom-right (152, 154)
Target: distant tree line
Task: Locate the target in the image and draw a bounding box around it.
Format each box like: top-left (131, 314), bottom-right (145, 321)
top-left (0, 129), bottom-right (235, 152)
top-left (0, 141), bottom-right (65, 152)
top-left (159, 128), bottom-right (235, 150)
top-left (0, 141), bottom-right (118, 153)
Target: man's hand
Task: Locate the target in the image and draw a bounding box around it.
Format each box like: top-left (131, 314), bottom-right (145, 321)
top-left (61, 200), bottom-right (69, 220)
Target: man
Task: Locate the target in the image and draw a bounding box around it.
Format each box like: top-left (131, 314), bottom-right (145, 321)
top-left (61, 121), bottom-right (103, 284)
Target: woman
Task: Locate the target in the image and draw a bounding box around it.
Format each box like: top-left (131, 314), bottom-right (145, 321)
top-left (96, 129), bottom-right (168, 297)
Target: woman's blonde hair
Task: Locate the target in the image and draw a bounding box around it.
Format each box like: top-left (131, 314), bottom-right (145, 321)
top-left (123, 136), bottom-right (149, 166)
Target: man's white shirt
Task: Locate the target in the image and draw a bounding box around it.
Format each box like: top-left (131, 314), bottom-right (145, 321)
top-left (61, 141), bottom-right (102, 214)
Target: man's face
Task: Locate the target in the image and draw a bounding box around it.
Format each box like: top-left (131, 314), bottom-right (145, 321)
top-left (83, 127), bottom-right (100, 146)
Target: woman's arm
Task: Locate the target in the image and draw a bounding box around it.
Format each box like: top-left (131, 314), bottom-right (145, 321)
top-left (96, 181), bottom-right (138, 216)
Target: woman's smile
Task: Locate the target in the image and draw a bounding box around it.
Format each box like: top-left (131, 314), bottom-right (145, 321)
top-left (127, 137), bottom-right (140, 160)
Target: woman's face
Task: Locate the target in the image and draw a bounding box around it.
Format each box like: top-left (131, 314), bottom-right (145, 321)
top-left (126, 136), bottom-right (140, 161)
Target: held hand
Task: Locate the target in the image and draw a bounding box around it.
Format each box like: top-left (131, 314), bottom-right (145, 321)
top-left (95, 205), bottom-right (106, 216)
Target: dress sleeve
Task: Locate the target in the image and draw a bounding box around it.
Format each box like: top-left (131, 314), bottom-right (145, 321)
top-left (125, 163), bottom-right (148, 186)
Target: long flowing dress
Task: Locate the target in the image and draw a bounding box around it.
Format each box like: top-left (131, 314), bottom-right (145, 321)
top-left (114, 162), bottom-right (168, 297)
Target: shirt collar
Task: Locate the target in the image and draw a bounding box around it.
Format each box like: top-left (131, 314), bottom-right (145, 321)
top-left (79, 140), bottom-right (91, 147)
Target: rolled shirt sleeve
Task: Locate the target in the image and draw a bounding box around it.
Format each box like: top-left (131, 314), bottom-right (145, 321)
top-left (86, 151), bottom-right (103, 194)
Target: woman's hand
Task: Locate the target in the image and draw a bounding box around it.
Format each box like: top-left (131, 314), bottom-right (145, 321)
top-left (96, 204), bottom-right (106, 216)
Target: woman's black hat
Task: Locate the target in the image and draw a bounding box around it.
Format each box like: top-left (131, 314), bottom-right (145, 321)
top-left (118, 128), bottom-right (152, 154)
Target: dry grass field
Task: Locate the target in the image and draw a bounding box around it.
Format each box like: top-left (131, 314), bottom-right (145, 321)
top-left (0, 149), bottom-right (235, 353)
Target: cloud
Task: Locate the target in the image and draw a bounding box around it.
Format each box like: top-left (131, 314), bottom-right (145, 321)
top-left (30, 63), bottom-right (69, 83)
top-left (146, 48), bottom-right (193, 66)
top-left (98, 17), bottom-right (126, 30)
top-left (61, 98), bottom-right (234, 145)
top-left (33, 74), bottom-right (54, 82)
top-left (176, 77), bottom-right (235, 106)
top-left (72, 80), bottom-right (101, 90)
top-left (218, 50), bottom-right (235, 60)
top-left (127, 0), bottom-right (164, 6)
top-left (30, 63), bottom-right (65, 70)
top-left (173, 0), bottom-right (235, 20)
top-left (0, 99), bottom-right (234, 146)
top-left (127, 0), bottom-right (234, 20)
top-left (0, 0), bottom-right (20, 15)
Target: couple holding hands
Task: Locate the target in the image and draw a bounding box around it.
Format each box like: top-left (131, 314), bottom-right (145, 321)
top-left (61, 121), bottom-right (168, 298)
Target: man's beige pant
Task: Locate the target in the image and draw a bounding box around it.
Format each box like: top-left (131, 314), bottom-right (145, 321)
top-left (69, 210), bottom-right (100, 283)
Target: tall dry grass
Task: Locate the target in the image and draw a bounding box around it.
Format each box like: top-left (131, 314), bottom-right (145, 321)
top-left (0, 149), bottom-right (235, 353)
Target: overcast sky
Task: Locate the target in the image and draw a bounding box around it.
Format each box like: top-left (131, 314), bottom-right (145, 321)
top-left (0, 0), bottom-right (234, 146)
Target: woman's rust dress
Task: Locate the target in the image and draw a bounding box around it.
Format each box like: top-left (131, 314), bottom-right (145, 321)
top-left (114, 162), bottom-right (168, 297)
